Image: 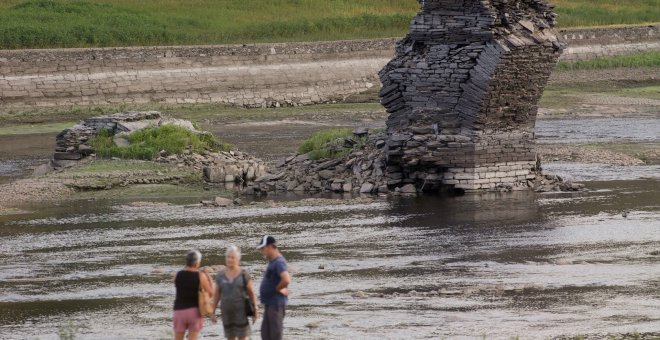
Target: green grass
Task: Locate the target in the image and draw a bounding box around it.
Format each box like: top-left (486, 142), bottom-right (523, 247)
top-left (582, 142), bottom-right (660, 164)
top-left (89, 125), bottom-right (231, 160)
top-left (0, 102), bottom-right (386, 126)
top-left (552, 0), bottom-right (660, 28)
top-left (298, 128), bottom-right (365, 160)
top-left (540, 80), bottom-right (660, 111)
top-left (0, 0), bottom-right (417, 49)
top-left (0, 121), bottom-right (73, 135)
top-left (0, 0), bottom-right (657, 49)
top-left (556, 51), bottom-right (660, 71)
top-left (67, 159), bottom-right (171, 174)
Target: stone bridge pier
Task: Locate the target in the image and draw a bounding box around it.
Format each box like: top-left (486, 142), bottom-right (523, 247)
top-left (379, 0), bottom-right (565, 192)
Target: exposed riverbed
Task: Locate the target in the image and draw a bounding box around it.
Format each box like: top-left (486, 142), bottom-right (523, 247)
top-left (0, 179), bottom-right (658, 339)
top-left (0, 103), bottom-right (659, 338)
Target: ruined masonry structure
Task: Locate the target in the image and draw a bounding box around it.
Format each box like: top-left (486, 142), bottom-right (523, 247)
top-left (379, 0), bottom-right (565, 191)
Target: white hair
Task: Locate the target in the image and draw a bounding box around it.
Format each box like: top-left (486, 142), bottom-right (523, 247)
top-left (186, 250), bottom-right (202, 266)
top-left (226, 244), bottom-right (241, 260)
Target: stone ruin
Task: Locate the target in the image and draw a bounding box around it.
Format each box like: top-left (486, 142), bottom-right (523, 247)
top-left (249, 0), bottom-right (578, 195)
top-left (48, 111), bottom-right (268, 185)
top-left (379, 0), bottom-right (566, 192)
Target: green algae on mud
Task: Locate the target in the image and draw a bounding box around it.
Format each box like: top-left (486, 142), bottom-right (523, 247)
top-left (0, 103), bottom-right (386, 127)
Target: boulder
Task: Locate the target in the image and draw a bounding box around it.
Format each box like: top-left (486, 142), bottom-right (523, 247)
top-left (54, 152), bottom-right (82, 161)
top-left (33, 163), bottom-right (54, 176)
top-left (359, 182), bottom-right (374, 193)
top-left (214, 197), bottom-right (234, 207)
top-left (400, 184), bottom-right (417, 194)
top-left (203, 167), bottom-right (226, 183)
top-left (318, 170), bottom-right (334, 180)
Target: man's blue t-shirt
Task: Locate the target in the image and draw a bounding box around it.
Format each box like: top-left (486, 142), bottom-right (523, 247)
top-left (259, 255), bottom-right (288, 306)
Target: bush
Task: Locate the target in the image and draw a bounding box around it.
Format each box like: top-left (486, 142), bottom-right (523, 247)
top-left (298, 128), bottom-right (365, 160)
top-left (89, 125), bottom-right (231, 160)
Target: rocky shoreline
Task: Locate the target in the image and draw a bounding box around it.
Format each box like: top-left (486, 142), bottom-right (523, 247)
top-left (246, 129), bottom-right (584, 197)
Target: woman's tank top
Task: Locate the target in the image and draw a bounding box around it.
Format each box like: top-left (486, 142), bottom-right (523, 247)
top-left (174, 270), bottom-right (200, 310)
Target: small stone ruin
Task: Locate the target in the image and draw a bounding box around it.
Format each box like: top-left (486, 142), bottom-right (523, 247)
top-left (379, 0), bottom-right (565, 192)
top-left (54, 111), bottom-right (195, 161)
top-left (49, 111), bottom-right (268, 186)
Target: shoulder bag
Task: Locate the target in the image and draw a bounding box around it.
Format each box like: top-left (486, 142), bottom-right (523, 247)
top-left (242, 269), bottom-right (256, 317)
top-left (198, 271), bottom-right (214, 317)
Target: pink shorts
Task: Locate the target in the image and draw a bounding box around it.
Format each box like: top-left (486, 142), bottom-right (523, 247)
top-left (173, 307), bottom-right (203, 333)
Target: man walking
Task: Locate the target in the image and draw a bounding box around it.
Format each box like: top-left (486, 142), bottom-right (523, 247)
top-left (256, 235), bottom-right (290, 340)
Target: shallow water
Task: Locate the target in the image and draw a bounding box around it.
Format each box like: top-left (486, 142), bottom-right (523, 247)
top-left (0, 116), bottom-right (659, 338)
top-left (544, 162), bottom-right (660, 181)
top-left (0, 178), bottom-right (658, 339)
top-left (535, 117), bottom-right (660, 144)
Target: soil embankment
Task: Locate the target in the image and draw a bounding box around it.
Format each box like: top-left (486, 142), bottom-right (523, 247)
top-left (1, 25), bottom-right (657, 111)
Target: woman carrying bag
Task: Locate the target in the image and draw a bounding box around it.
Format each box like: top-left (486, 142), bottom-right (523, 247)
top-left (212, 245), bottom-right (259, 340)
top-left (173, 250), bottom-right (214, 340)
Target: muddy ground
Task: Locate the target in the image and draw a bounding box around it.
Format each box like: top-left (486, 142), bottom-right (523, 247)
top-left (0, 69), bottom-right (658, 211)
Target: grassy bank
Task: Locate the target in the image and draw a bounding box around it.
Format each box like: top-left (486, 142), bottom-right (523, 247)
top-left (298, 128), bottom-right (363, 160)
top-left (0, 0), bottom-right (658, 49)
top-left (552, 0), bottom-right (660, 28)
top-left (556, 51), bottom-right (660, 71)
top-left (89, 125), bottom-right (231, 160)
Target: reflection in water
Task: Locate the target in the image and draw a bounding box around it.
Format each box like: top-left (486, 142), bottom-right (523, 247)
top-left (0, 180), bottom-right (658, 339)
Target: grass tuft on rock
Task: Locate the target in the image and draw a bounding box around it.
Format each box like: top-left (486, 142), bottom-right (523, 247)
top-left (299, 128), bottom-right (365, 160)
top-left (89, 124), bottom-right (231, 160)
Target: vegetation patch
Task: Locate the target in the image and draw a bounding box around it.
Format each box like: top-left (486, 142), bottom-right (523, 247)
top-left (88, 125), bottom-right (231, 160)
top-left (298, 128), bottom-right (366, 160)
top-left (582, 142), bottom-right (660, 165)
top-left (0, 0), bottom-right (658, 49)
top-left (0, 121), bottom-right (74, 136)
top-left (556, 52), bottom-right (660, 71)
top-left (66, 159), bottom-right (172, 174)
top-left (552, 0), bottom-right (660, 28)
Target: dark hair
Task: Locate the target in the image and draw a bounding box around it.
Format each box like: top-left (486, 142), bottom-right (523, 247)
top-left (185, 250), bottom-right (201, 267)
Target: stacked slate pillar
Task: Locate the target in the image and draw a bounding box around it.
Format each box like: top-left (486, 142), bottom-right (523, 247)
top-left (379, 0), bottom-right (565, 192)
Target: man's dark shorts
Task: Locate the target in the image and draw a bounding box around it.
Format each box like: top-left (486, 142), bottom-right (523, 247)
top-left (261, 304), bottom-right (285, 340)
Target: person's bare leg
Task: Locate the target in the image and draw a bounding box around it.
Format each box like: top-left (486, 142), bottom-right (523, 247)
top-left (174, 332), bottom-right (185, 340)
top-left (188, 332), bottom-right (200, 340)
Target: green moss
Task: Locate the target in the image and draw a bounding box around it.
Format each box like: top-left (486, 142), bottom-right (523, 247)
top-left (67, 159), bottom-right (171, 173)
top-left (88, 125), bottom-right (231, 160)
top-left (298, 128), bottom-right (365, 160)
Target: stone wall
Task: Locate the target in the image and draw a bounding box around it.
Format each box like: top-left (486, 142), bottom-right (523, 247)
top-left (379, 0), bottom-right (564, 192)
top-left (0, 25), bottom-right (657, 110)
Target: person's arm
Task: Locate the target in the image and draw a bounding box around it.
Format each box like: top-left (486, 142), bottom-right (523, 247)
top-left (276, 271), bottom-right (291, 296)
top-left (213, 284), bottom-right (221, 310)
top-left (246, 277), bottom-right (259, 323)
top-left (211, 284), bottom-right (221, 324)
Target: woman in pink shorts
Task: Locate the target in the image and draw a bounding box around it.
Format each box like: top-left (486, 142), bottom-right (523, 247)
top-left (173, 250), bottom-right (214, 340)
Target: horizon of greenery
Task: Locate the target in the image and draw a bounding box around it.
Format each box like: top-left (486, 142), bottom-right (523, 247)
top-left (0, 0), bottom-right (658, 49)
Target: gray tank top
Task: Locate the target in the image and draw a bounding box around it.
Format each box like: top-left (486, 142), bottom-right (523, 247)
top-left (216, 270), bottom-right (249, 327)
